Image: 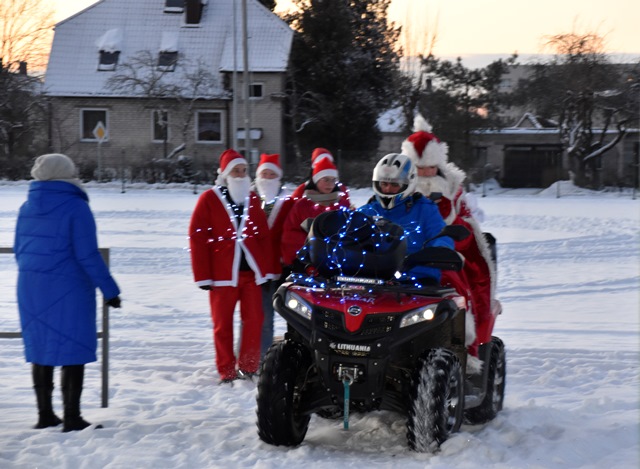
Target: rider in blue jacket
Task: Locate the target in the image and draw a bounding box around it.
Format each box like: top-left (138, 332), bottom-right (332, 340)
top-left (14, 153), bottom-right (121, 432)
top-left (358, 153), bottom-right (453, 285)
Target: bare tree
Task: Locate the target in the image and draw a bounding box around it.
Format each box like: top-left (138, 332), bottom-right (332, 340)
top-left (0, 0), bottom-right (55, 74)
top-left (105, 50), bottom-right (220, 162)
top-left (541, 31), bottom-right (635, 187)
top-left (0, 68), bottom-right (48, 178)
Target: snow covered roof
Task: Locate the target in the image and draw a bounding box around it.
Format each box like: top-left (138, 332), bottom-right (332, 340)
top-left (511, 112), bottom-right (558, 129)
top-left (377, 106), bottom-right (406, 133)
top-left (45, 0), bottom-right (293, 97)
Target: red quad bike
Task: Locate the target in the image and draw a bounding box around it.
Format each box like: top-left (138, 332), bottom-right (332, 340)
top-left (256, 210), bottom-right (505, 452)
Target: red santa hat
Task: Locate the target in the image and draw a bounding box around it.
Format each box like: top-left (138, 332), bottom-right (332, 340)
top-left (256, 153), bottom-right (282, 178)
top-left (311, 147), bottom-right (334, 167)
top-left (312, 157), bottom-right (338, 184)
top-left (217, 149), bottom-right (247, 178)
top-left (401, 114), bottom-right (448, 168)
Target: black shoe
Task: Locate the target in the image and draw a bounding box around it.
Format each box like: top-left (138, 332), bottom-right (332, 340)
top-left (34, 412), bottom-right (63, 429)
top-left (62, 417), bottom-right (103, 432)
top-left (237, 370), bottom-right (257, 381)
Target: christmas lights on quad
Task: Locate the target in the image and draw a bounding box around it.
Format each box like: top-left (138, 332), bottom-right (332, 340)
top-left (256, 210), bottom-right (505, 452)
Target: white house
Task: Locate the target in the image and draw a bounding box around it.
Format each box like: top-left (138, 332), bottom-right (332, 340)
top-left (44, 0), bottom-right (293, 179)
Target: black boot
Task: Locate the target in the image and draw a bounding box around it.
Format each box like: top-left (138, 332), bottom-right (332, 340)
top-left (32, 364), bottom-right (63, 429)
top-left (61, 365), bottom-right (102, 432)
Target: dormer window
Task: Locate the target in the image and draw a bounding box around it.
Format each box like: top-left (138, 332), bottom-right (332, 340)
top-left (164, 0), bottom-right (184, 13)
top-left (98, 51), bottom-right (120, 71)
top-left (185, 0), bottom-right (204, 26)
top-left (158, 51), bottom-right (178, 72)
top-left (95, 28), bottom-right (122, 71)
top-left (158, 32), bottom-right (179, 71)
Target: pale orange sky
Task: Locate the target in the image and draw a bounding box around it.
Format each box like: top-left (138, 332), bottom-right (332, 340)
top-left (54, 0), bottom-right (640, 62)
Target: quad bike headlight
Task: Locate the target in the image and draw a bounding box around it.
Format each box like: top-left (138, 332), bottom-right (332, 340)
top-left (399, 306), bottom-right (436, 328)
top-left (285, 291), bottom-right (313, 320)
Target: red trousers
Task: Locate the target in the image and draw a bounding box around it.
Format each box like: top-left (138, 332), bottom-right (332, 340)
top-left (208, 271), bottom-right (264, 380)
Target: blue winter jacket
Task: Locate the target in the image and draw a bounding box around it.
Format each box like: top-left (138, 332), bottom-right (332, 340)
top-left (14, 181), bottom-right (120, 366)
top-left (358, 194), bottom-right (453, 283)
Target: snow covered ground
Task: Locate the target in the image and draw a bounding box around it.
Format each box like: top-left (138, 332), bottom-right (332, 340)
top-left (0, 181), bottom-right (638, 468)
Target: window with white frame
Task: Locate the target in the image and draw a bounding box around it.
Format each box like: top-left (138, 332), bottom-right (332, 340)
top-left (196, 111), bottom-right (223, 143)
top-left (152, 110), bottom-right (169, 142)
top-left (81, 109), bottom-right (108, 141)
top-left (249, 83), bottom-right (264, 99)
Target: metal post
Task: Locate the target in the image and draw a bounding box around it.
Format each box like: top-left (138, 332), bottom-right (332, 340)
top-left (97, 141), bottom-right (102, 183)
top-left (121, 149), bottom-right (126, 193)
top-left (241, 0), bottom-right (252, 174)
top-left (0, 247), bottom-right (110, 408)
top-left (635, 88), bottom-right (640, 200)
top-left (100, 248), bottom-right (110, 408)
top-left (556, 151), bottom-right (562, 199)
top-left (232, 1), bottom-right (238, 150)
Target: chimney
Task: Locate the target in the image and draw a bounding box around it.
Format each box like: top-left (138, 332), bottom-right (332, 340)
top-left (19, 61), bottom-right (27, 74)
top-left (185, 0), bottom-right (203, 25)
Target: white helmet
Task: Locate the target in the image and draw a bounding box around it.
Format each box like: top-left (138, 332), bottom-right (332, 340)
top-left (372, 153), bottom-right (417, 208)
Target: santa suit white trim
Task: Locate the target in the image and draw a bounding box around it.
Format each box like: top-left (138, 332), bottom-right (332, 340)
top-left (189, 187), bottom-right (276, 288)
top-left (462, 214), bottom-right (497, 300)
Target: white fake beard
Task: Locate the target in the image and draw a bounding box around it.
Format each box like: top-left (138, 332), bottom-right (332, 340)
top-left (227, 176), bottom-right (251, 204)
top-left (255, 177), bottom-right (281, 203)
top-left (416, 175), bottom-right (450, 199)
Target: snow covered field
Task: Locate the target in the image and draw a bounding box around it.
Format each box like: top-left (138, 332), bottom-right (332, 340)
top-left (0, 181), bottom-right (638, 468)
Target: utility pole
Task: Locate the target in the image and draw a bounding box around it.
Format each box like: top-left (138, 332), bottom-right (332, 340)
top-left (241, 0), bottom-right (253, 175)
top-left (231, 1), bottom-right (238, 150)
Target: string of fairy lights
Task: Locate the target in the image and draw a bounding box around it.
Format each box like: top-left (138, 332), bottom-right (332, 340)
top-left (189, 188), bottom-right (439, 290)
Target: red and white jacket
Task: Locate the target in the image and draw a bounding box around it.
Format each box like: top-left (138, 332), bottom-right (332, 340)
top-left (189, 187), bottom-right (276, 287)
top-left (264, 195), bottom-right (296, 276)
top-left (281, 194), bottom-right (351, 266)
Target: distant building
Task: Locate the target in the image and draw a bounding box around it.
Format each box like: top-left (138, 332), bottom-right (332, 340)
top-left (378, 62), bottom-right (639, 188)
top-left (44, 0), bottom-right (293, 178)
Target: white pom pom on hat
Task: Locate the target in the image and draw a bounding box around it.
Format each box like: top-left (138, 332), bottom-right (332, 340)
top-left (401, 114), bottom-right (449, 168)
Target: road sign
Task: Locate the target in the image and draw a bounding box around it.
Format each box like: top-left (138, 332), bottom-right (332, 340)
top-left (93, 121), bottom-right (107, 142)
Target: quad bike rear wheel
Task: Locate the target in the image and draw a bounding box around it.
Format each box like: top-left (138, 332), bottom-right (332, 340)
top-left (256, 340), bottom-right (311, 446)
top-left (464, 336), bottom-right (506, 425)
top-left (407, 348), bottom-right (464, 452)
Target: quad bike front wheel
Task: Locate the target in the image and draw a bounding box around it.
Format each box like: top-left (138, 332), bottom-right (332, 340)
top-left (407, 348), bottom-right (464, 452)
top-left (256, 340), bottom-right (311, 446)
top-left (464, 336), bottom-right (506, 425)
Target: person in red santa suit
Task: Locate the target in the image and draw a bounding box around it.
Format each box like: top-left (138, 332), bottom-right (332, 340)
top-left (252, 153), bottom-right (295, 358)
top-left (281, 157), bottom-right (352, 270)
top-left (290, 147), bottom-right (352, 207)
top-left (189, 149), bottom-right (276, 384)
top-left (401, 115), bottom-right (498, 374)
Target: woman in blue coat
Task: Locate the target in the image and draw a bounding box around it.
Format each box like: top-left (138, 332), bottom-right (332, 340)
top-left (14, 153), bottom-right (121, 432)
top-left (357, 153), bottom-right (453, 285)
